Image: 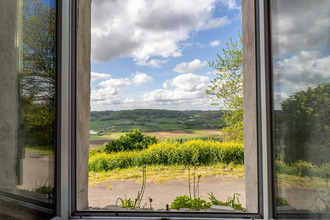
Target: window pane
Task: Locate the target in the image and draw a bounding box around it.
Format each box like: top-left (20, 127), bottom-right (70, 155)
top-left (271, 0), bottom-right (330, 218)
top-left (0, 0), bottom-right (56, 217)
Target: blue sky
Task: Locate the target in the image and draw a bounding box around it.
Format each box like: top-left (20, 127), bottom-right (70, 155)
top-left (90, 0), bottom-right (242, 111)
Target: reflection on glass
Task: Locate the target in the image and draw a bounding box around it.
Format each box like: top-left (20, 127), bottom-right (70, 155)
top-left (0, 0), bottom-right (56, 210)
top-left (272, 0), bottom-right (330, 218)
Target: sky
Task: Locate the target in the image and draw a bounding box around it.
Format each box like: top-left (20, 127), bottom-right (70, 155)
top-left (90, 0), bottom-right (242, 111)
top-left (271, 0), bottom-right (330, 109)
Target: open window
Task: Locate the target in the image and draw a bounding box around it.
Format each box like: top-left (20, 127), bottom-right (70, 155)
top-left (74, 0), bottom-right (260, 218)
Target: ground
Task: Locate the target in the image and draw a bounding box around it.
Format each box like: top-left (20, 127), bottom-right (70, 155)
top-left (88, 176), bottom-right (246, 210)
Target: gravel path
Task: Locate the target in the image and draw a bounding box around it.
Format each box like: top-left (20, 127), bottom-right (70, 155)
top-left (88, 176), bottom-right (246, 210)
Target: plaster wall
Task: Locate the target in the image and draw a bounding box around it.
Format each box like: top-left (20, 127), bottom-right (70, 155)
top-left (242, 0), bottom-right (259, 213)
top-left (76, 0), bottom-right (92, 210)
top-left (0, 0), bottom-right (18, 192)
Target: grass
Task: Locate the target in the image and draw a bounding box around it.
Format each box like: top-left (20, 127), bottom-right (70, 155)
top-left (88, 163), bottom-right (244, 186)
top-left (90, 132), bottom-right (125, 140)
top-left (276, 174), bottom-right (330, 189)
top-left (25, 146), bottom-right (54, 155)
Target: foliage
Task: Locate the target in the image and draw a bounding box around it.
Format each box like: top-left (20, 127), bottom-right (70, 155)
top-left (276, 83), bottom-right (330, 165)
top-left (206, 33), bottom-right (243, 142)
top-left (275, 159), bottom-right (330, 179)
top-left (20, 0), bottom-right (56, 147)
top-left (207, 192), bottom-right (244, 211)
top-left (170, 195), bottom-right (211, 211)
top-left (116, 165), bottom-right (147, 209)
top-left (34, 180), bottom-right (54, 199)
top-left (276, 196), bottom-right (290, 207)
top-left (117, 197), bottom-right (135, 208)
top-left (89, 140), bottom-right (244, 172)
top-left (103, 129), bottom-right (158, 153)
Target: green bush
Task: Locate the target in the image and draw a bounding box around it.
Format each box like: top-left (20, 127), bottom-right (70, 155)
top-left (170, 195), bottom-right (211, 210)
top-left (89, 140), bottom-right (244, 172)
top-left (103, 129), bottom-right (158, 153)
top-left (275, 159), bottom-right (330, 178)
top-left (276, 196), bottom-right (290, 207)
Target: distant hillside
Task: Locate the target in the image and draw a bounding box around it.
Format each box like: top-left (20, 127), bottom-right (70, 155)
top-left (90, 109), bottom-right (225, 132)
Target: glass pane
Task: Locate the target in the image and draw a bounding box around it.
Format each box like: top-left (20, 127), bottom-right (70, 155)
top-left (81, 0), bottom-right (258, 215)
top-left (271, 0), bottom-right (330, 218)
top-left (0, 0), bottom-right (56, 218)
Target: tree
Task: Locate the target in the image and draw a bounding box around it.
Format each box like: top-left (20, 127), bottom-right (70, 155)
top-left (206, 33), bottom-right (243, 142)
top-left (277, 83), bottom-right (330, 165)
top-left (19, 0), bottom-right (56, 147)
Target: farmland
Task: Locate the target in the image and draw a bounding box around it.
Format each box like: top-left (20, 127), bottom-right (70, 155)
top-left (90, 109), bottom-right (224, 133)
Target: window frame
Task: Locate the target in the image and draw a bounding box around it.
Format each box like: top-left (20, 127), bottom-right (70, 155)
top-left (55, 0), bottom-right (277, 219)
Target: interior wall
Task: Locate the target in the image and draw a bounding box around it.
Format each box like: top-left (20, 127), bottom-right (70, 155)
top-left (242, 0), bottom-right (258, 213)
top-left (76, 0), bottom-right (92, 210)
top-left (0, 0), bottom-right (19, 193)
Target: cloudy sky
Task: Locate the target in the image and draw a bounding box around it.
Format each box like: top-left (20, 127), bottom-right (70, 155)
top-left (90, 0), bottom-right (242, 111)
top-left (271, 0), bottom-right (330, 109)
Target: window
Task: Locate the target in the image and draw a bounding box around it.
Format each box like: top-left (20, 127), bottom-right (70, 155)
top-left (0, 0), bottom-right (58, 219)
top-left (75, 0), bottom-right (260, 219)
top-left (5, 0), bottom-right (329, 219)
top-left (271, 0), bottom-right (330, 219)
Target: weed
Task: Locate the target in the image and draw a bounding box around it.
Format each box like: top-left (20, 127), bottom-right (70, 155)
top-left (207, 192), bottom-right (244, 211)
top-left (170, 167), bottom-right (211, 211)
top-left (276, 196), bottom-right (290, 206)
top-left (116, 196), bottom-right (135, 208)
top-left (34, 180), bottom-right (54, 199)
top-left (116, 165), bottom-right (147, 209)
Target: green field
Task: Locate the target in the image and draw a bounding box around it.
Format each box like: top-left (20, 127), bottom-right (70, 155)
top-left (90, 129), bottom-right (223, 142)
top-left (90, 109), bottom-right (223, 133)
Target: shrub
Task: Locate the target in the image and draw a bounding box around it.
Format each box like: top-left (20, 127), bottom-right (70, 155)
top-left (170, 195), bottom-right (211, 211)
top-left (276, 196), bottom-right (290, 207)
top-left (103, 129), bottom-right (158, 153)
top-left (89, 140), bottom-right (244, 172)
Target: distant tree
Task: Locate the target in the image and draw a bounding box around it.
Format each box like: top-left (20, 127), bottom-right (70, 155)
top-left (277, 83), bottom-right (330, 165)
top-left (206, 33), bottom-right (243, 142)
top-left (20, 0), bottom-right (56, 147)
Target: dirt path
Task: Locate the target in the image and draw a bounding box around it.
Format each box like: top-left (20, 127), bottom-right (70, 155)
top-left (89, 138), bottom-right (113, 149)
top-left (88, 176), bottom-right (246, 210)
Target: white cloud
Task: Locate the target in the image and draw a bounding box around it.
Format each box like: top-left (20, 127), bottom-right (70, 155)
top-left (173, 59), bottom-right (208, 73)
top-left (274, 50), bottom-right (330, 95)
top-left (91, 72), bottom-right (153, 108)
top-left (91, 72), bottom-right (217, 111)
top-left (219, 0), bottom-right (241, 11)
top-left (132, 72), bottom-right (153, 85)
top-left (91, 0), bottom-right (232, 63)
top-left (144, 73), bottom-right (210, 103)
top-left (209, 40), bottom-right (220, 47)
top-left (197, 16), bottom-right (231, 30)
top-left (271, 0), bottom-right (330, 58)
top-left (136, 59), bottom-right (169, 68)
top-left (91, 72), bottom-right (111, 82)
